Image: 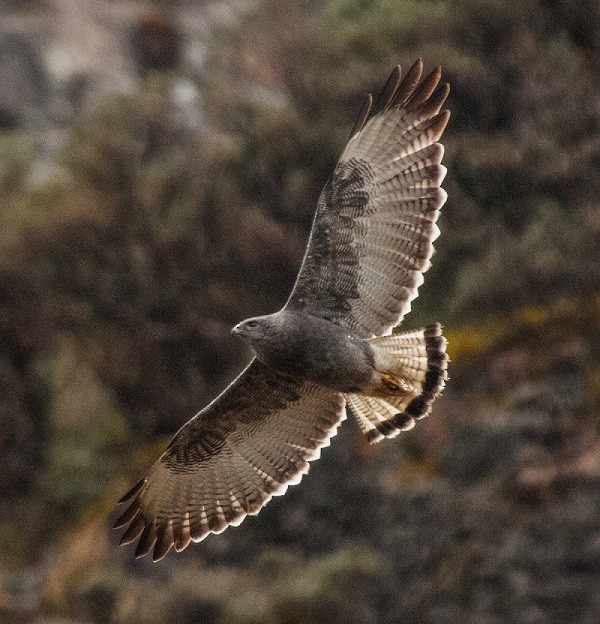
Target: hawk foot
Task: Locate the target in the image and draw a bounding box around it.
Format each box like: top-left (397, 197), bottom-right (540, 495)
top-left (380, 373), bottom-right (409, 393)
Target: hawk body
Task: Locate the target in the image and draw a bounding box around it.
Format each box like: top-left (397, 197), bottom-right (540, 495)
top-left (115, 59), bottom-right (450, 561)
top-left (233, 310), bottom-right (375, 393)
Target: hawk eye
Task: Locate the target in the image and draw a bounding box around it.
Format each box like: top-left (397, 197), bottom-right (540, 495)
top-left (246, 321), bottom-right (259, 329)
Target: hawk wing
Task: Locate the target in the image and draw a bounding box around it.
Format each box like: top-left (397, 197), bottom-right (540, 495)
top-left (114, 359), bottom-right (345, 561)
top-left (286, 59), bottom-right (450, 338)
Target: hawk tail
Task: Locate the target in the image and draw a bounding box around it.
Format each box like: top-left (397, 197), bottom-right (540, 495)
top-left (346, 324), bottom-right (448, 443)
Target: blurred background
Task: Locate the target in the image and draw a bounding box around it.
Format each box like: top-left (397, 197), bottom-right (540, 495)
top-left (1, 0), bottom-right (600, 622)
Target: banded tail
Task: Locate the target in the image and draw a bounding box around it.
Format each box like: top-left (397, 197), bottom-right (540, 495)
top-left (346, 323), bottom-right (448, 443)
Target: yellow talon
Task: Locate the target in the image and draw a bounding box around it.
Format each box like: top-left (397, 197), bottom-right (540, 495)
top-left (381, 373), bottom-right (408, 392)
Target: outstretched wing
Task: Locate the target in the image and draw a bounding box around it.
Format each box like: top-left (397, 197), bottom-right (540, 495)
top-left (114, 359), bottom-right (345, 561)
top-left (286, 60), bottom-right (450, 338)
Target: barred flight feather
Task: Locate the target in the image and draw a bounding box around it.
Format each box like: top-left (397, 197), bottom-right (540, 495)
top-left (115, 360), bottom-right (346, 561)
top-left (346, 324), bottom-right (448, 443)
top-left (287, 61), bottom-right (449, 336)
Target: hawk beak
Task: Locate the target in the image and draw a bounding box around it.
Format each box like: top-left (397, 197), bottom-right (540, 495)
top-left (231, 324), bottom-right (242, 336)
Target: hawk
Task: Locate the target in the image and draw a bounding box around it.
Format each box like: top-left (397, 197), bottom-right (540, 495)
top-left (114, 59), bottom-right (450, 561)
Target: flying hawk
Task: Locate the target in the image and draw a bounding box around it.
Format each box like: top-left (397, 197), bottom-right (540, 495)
top-left (114, 59), bottom-right (450, 561)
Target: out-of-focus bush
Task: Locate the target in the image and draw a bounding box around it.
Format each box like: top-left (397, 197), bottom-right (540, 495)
top-left (16, 81), bottom-right (305, 438)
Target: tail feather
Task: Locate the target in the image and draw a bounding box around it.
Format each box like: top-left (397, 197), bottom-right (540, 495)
top-left (346, 323), bottom-right (448, 443)
top-left (346, 394), bottom-right (416, 443)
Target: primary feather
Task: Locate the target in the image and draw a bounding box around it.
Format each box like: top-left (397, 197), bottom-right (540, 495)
top-left (287, 59), bottom-right (449, 337)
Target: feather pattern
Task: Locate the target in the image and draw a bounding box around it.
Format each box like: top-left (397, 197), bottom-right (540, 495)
top-left (286, 60), bottom-right (450, 338)
top-left (115, 359), bottom-right (346, 561)
top-left (346, 324), bottom-right (448, 442)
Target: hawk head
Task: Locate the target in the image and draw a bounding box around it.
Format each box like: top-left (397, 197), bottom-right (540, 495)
top-left (231, 315), bottom-right (277, 343)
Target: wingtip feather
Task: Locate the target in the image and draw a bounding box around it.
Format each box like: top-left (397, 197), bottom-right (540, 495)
top-left (406, 66), bottom-right (443, 109)
top-left (117, 477), bottom-right (145, 504)
top-left (391, 58), bottom-right (424, 107)
top-left (371, 65), bottom-right (403, 117)
top-left (349, 93), bottom-right (373, 139)
top-left (134, 525), bottom-right (157, 559)
top-left (113, 501), bottom-right (140, 529)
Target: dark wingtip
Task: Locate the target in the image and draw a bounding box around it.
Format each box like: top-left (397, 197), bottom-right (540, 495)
top-left (118, 514), bottom-right (145, 545)
top-left (152, 549), bottom-right (171, 563)
top-left (117, 477), bottom-right (145, 504)
top-left (349, 93), bottom-right (373, 139)
top-left (349, 59), bottom-right (447, 139)
top-left (112, 500), bottom-right (140, 529)
top-left (405, 65), bottom-right (443, 109)
top-left (391, 412), bottom-right (415, 431)
top-left (371, 64), bottom-right (403, 118)
top-left (391, 58), bottom-right (424, 107)
top-left (152, 529), bottom-right (174, 562)
top-left (414, 81), bottom-right (450, 119)
top-left (423, 322), bottom-right (442, 337)
top-left (414, 57), bottom-right (424, 73)
top-left (424, 110), bottom-right (451, 143)
top-left (134, 524), bottom-right (157, 559)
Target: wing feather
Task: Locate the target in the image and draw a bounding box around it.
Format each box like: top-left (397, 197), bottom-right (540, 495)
top-left (286, 62), bottom-right (450, 337)
top-left (114, 359), bottom-right (346, 561)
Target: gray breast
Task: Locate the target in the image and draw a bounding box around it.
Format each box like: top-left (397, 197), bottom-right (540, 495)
top-left (254, 311), bottom-right (374, 393)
